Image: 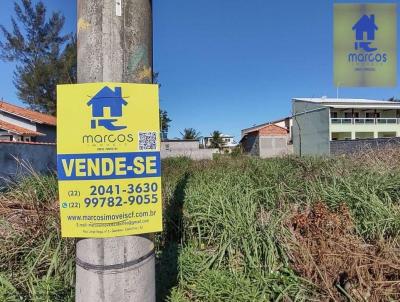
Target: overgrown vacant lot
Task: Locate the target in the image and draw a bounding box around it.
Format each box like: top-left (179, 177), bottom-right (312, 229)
top-left (1, 150), bottom-right (400, 301)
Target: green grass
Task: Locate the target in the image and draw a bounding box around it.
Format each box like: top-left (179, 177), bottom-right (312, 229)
top-left (0, 173), bottom-right (74, 302)
top-left (1, 151), bottom-right (399, 301)
top-left (165, 154), bottom-right (400, 301)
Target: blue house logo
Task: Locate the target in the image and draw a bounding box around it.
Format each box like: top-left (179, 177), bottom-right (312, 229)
top-left (87, 86), bottom-right (127, 131)
top-left (352, 14), bottom-right (378, 52)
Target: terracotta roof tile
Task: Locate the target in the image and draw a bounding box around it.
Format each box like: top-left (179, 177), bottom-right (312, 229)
top-left (241, 116), bottom-right (291, 135)
top-left (0, 140), bottom-right (55, 145)
top-left (0, 120), bottom-right (45, 136)
top-left (244, 123), bottom-right (288, 136)
top-left (0, 101), bottom-right (56, 126)
top-left (258, 124), bottom-right (289, 136)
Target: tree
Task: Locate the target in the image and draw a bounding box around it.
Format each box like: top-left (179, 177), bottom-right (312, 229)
top-left (180, 128), bottom-right (200, 140)
top-left (387, 97), bottom-right (400, 102)
top-left (160, 109), bottom-right (171, 140)
top-left (0, 0), bottom-right (75, 115)
top-left (1, 0), bottom-right (167, 126)
top-left (209, 130), bottom-right (225, 150)
top-left (152, 72), bottom-right (171, 140)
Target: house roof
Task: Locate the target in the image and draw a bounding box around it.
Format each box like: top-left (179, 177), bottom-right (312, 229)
top-left (241, 116), bottom-right (290, 136)
top-left (329, 105), bottom-right (400, 109)
top-left (240, 124), bottom-right (289, 143)
top-left (0, 120), bottom-right (45, 136)
top-left (293, 98), bottom-right (400, 108)
top-left (293, 98), bottom-right (397, 104)
top-left (0, 101), bottom-right (56, 126)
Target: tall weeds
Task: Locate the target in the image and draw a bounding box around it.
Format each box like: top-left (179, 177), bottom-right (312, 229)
top-left (0, 173), bottom-right (74, 301)
top-left (168, 150), bottom-right (400, 301)
top-left (0, 149), bottom-right (399, 301)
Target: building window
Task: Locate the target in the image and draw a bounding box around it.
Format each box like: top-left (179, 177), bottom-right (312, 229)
top-left (344, 112), bottom-right (359, 118)
top-left (366, 112), bottom-right (380, 118)
top-left (0, 135), bottom-right (12, 141)
top-left (331, 112), bottom-right (338, 118)
top-left (378, 132), bottom-right (396, 138)
top-left (331, 132), bottom-right (351, 141)
top-left (355, 132), bottom-right (374, 139)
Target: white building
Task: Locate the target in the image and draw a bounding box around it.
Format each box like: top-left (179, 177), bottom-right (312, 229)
top-left (292, 97), bottom-right (400, 155)
top-left (0, 100), bottom-right (56, 143)
top-left (201, 134), bottom-right (237, 150)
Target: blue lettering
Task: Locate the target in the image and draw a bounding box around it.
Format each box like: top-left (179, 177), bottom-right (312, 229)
top-left (57, 152), bottom-right (161, 180)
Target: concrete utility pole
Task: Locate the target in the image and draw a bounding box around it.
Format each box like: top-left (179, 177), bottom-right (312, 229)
top-left (76, 1), bottom-right (154, 301)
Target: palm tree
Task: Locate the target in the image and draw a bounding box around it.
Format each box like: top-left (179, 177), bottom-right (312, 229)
top-left (160, 110), bottom-right (172, 140)
top-left (209, 130), bottom-right (225, 150)
top-left (180, 128), bottom-right (201, 140)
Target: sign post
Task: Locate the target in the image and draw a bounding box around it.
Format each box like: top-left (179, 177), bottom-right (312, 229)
top-left (62, 1), bottom-right (156, 301)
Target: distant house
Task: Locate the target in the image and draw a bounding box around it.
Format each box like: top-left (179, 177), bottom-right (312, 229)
top-left (240, 117), bottom-right (293, 158)
top-left (87, 86), bottom-right (127, 117)
top-left (352, 14), bottom-right (378, 41)
top-left (292, 97), bottom-right (400, 156)
top-left (201, 134), bottom-right (237, 151)
top-left (0, 101), bottom-right (56, 143)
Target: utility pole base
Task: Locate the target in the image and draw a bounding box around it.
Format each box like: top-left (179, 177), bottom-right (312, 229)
top-left (76, 0), bottom-right (154, 300)
top-left (75, 236), bottom-right (155, 301)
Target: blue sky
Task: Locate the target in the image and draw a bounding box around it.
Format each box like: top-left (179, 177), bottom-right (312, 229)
top-left (0, 0), bottom-right (399, 139)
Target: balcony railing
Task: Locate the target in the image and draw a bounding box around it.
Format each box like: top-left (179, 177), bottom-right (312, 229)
top-left (376, 118), bottom-right (398, 124)
top-left (331, 118), bottom-right (400, 125)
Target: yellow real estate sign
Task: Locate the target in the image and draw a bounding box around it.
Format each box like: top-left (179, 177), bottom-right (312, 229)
top-left (334, 4), bottom-right (397, 87)
top-left (57, 83), bottom-right (162, 238)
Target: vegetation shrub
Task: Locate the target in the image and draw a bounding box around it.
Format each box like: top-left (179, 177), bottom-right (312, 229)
top-left (0, 173), bottom-right (74, 302)
top-left (288, 202), bottom-right (400, 301)
top-left (0, 149), bottom-right (399, 301)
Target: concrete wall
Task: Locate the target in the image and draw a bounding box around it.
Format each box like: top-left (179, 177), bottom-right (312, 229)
top-left (242, 134), bottom-right (293, 158)
top-left (161, 140), bottom-right (199, 151)
top-left (161, 148), bottom-right (217, 160)
top-left (259, 135), bottom-right (293, 158)
top-left (292, 101), bottom-right (330, 156)
top-left (330, 137), bottom-right (400, 155)
top-left (0, 142), bottom-right (56, 186)
top-left (241, 134), bottom-right (259, 156)
top-left (36, 124), bottom-right (57, 143)
top-left (160, 140), bottom-right (218, 160)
